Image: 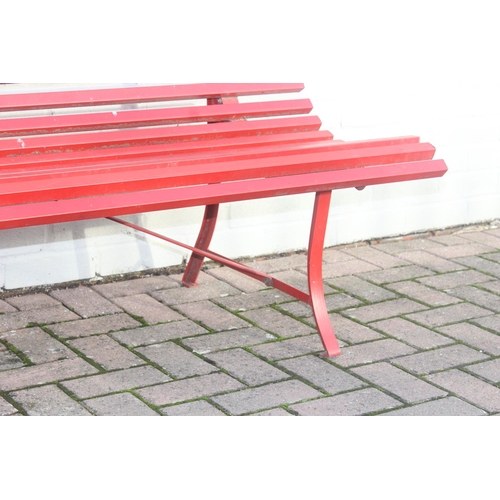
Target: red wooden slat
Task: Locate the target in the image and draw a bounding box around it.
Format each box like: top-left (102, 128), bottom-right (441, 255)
top-left (0, 137), bottom-right (425, 184)
top-left (0, 143), bottom-right (437, 206)
top-left (0, 83), bottom-right (305, 112)
top-left (0, 99), bottom-right (313, 137)
top-left (0, 130), bottom-right (336, 171)
top-left (0, 160), bottom-right (448, 230)
top-left (0, 115), bottom-right (323, 156)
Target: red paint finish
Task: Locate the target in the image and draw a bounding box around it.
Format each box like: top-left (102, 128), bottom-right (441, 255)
top-left (0, 83), bottom-right (448, 357)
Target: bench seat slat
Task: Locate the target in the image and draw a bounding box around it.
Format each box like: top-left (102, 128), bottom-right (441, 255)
top-left (0, 116), bottom-right (323, 156)
top-left (0, 159), bottom-right (448, 230)
top-left (0, 134), bottom-right (421, 171)
top-left (0, 131), bottom-right (337, 170)
top-left (0, 99), bottom-right (313, 137)
top-left (0, 142), bottom-right (437, 206)
top-left (0, 139), bottom-right (435, 184)
top-left (0, 83), bottom-right (305, 112)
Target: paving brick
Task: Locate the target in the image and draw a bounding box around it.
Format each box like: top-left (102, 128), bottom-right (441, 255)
top-left (174, 300), bottom-right (250, 331)
top-left (0, 358), bottom-right (98, 391)
top-left (427, 243), bottom-right (494, 259)
top-left (11, 385), bottom-right (92, 416)
top-left (2, 224), bottom-right (499, 418)
top-left (252, 408), bottom-right (295, 416)
top-left (289, 388), bottom-right (402, 416)
top-left (206, 348), bottom-right (288, 386)
top-left (374, 238), bottom-right (445, 255)
top-left (112, 294), bottom-right (183, 324)
top-left (425, 369), bottom-right (500, 413)
top-left (345, 298), bottom-right (427, 323)
top-left (68, 335), bottom-right (145, 370)
top-left (49, 313), bottom-right (142, 339)
top-left (483, 252), bottom-right (500, 263)
top-left (0, 343), bottom-right (25, 371)
top-left (211, 379), bottom-right (322, 415)
top-left (418, 270), bottom-right (494, 290)
top-left (448, 286), bottom-right (500, 312)
top-left (472, 314), bottom-right (500, 333)
top-left (358, 265), bottom-right (434, 285)
top-left (83, 393), bottom-right (160, 416)
top-left (249, 254), bottom-right (308, 273)
top-left (332, 339), bottom-right (416, 368)
top-left (278, 355), bottom-right (366, 394)
top-left (322, 259), bottom-right (380, 279)
top-left (181, 327), bottom-right (275, 354)
top-left (323, 248), bottom-right (357, 263)
top-left (137, 372), bottom-right (244, 406)
top-left (110, 320), bottom-right (208, 347)
top-left (62, 366), bottom-right (171, 399)
top-left (162, 400), bottom-right (227, 416)
top-left (339, 245), bottom-right (408, 268)
top-left (386, 281), bottom-right (462, 307)
top-left (438, 323), bottom-right (500, 356)
top-left (50, 286), bottom-right (121, 318)
top-left (0, 397), bottom-right (18, 416)
top-left (276, 301), bottom-right (315, 318)
top-left (398, 250), bottom-right (465, 273)
top-left (93, 275), bottom-right (178, 298)
top-left (406, 303), bottom-right (493, 328)
top-left (324, 293), bottom-right (364, 311)
top-left (328, 314), bottom-right (384, 344)
top-left (371, 318), bottom-right (454, 349)
top-left (453, 256), bottom-right (500, 279)
top-left (5, 294), bottom-right (61, 311)
top-left (241, 308), bottom-right (315, 337)
top-left (326, 275), bottom-right (396, 302)
top-left (479, 280), bottom-right (500, 294)
top-left (271, 269), bottom-right (320, 294)
top-left (136, 342), bottom-right (217, 378)
top-left (392, 344), bottom-right (489, 375)
top-left (381, 397), bottom-right (487, 416)
top-left (458, 231), bottom-right (500, 249)
top-left (351, 362), bottom-right (446, 403)
top-left (428, 234), bottom-right (472, 246)
top-left (215, 289), bottom-right (290, 312)
top-left (487, 228), bottom-right (500, 237)
top-left (249, 335), bottom-right (325, 361)
top-left (0, 299), bottom-right (17, 313)
top-left (206, 266), bottom-right (268, 293)
top-left (1, 327), bottom-right (76, 364)
top-left (0, 306), bottom-right (80, 333)
top-left (465, 358), bottom-right (500, 383)
top-left (151, 276), bottom-right (241, 306)
top-left (277, 293), bottom-right (362, 318)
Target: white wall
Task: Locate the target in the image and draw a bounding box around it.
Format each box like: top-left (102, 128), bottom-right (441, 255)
top-left (1, 1), bottom-right (499, 289)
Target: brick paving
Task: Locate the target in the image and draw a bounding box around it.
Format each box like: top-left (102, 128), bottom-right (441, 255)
top-left (1, 221), bottom-right (500, 416)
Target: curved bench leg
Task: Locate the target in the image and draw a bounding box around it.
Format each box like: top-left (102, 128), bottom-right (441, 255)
top-left (182, 204), bottom-right (220, 287)
top-left (308, 191), bottom-right (341, 357)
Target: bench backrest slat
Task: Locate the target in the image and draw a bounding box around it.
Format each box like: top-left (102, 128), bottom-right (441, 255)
top-left (0, 115), bottom-right (323, 156)
top-left (0, 99), bottom-right (313, 137)
top-left (0, 83), bottom-right (305, 112)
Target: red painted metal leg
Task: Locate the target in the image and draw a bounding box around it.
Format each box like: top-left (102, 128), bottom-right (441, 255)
top-left (182, 204), bottom-right (219, 287)
top-left (308, 191), bottom-right (341, 357)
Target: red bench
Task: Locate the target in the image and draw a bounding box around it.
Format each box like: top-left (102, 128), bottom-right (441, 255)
top-left (0, 83), bottom-right (447, 357)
